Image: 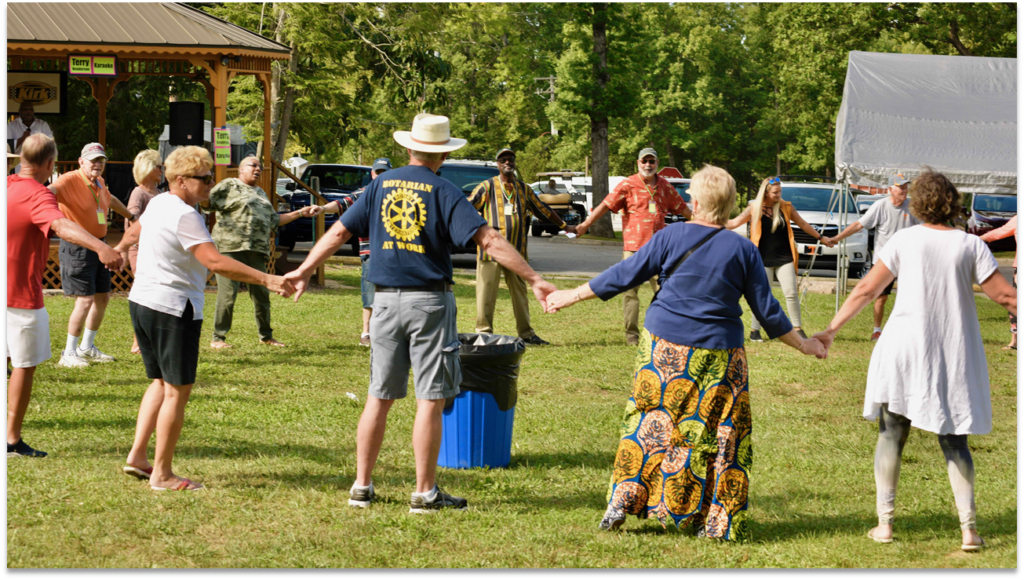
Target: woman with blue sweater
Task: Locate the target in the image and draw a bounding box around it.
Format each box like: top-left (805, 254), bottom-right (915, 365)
top-left (547, 165), bottom-right (825, 540)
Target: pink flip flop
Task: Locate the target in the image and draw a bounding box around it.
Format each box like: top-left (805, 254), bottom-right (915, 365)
top-left (151, 478), bottom-right (204, 491)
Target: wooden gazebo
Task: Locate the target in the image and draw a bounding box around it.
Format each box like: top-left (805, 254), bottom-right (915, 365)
top-left (7, 2), bottom-right (312, 290)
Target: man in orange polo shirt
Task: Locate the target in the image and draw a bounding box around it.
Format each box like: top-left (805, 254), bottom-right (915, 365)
top-left (49, 143), bottom-right (136, 367)
top-left (576, 148), bottom-right (691, 345)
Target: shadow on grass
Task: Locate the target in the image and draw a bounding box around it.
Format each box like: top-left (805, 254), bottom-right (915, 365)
top-left (509, 450), bottom-right (614, 470)
top-left (173, 440), bottom-right (354, 465)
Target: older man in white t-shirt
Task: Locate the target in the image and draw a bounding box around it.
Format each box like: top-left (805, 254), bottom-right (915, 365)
top-left (832, 173), bottom-right (920, 340)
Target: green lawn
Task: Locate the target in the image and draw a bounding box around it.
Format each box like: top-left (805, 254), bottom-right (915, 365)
top-left (8, 264), bottom-right (1017, 568)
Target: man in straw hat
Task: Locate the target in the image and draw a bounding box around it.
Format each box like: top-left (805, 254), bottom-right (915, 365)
top-left (286, 114), bottom-right (558, 512)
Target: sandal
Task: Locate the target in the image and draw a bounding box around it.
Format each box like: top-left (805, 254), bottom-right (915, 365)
top-left (151, 478), bottom-right (204, 491)
top-left (123, 465), bottom-right (153, 480)
top-left (867, 527), bottom-right (893, 544)
top-left (962, 537), bottom-right (985, 552)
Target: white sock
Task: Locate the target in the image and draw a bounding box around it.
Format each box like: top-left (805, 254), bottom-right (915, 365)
top-left (65, 334), bottom-right (80, 355)
top-left (412, 486), bottom-right (438, 499)
top-left (361, 332), bottom-right (370, 339)
top-left (351, 481), bottom-right (372, 492)
top-left (873, 327), bottom-right (882, 333)
top-left (81, 328), bottom-right (98, 351)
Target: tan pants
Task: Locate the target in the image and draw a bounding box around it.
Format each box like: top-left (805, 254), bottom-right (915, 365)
top-left (475, 260), bottom-right (535, 340)
top-left (622, 250), bottom-right (660, 340)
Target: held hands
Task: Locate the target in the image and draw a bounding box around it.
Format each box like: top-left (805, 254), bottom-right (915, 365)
top-left (811, 329), bottom-right (835, 356)
top-left (575, 222), bottom-right (589, 237)
top-left (300, 205), bottom-right (324, 218)
top-left (265, 274), bottom-right (296, 298)
top-left (563, 225), bottom-right (578, 235)
top-left (531, 279), bottom-right (558, 313)
top-left (799, 337), bottom-right (828, 359)
top-left (97, 245), bottom-right (125, 272)
top-left (545, 289), bottom-right (578, 313)
top-left (283, 269), bottom-right (312, 302)
top-left (819, 236), bottom-right (835, 248)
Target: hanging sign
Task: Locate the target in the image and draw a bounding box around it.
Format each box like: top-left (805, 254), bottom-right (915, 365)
top-left (7, 71), bottom-right (68, 115)
top-left (213, 127), bottom-right (231, 166)
top-left (67, 55), bottom-right (118, 77)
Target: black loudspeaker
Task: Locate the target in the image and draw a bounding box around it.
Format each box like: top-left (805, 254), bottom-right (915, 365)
top-left (169, 101), bottom-right (205, 145)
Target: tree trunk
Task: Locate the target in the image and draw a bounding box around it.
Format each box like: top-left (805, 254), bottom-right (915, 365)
top-left (588, 3), bottom-right (615, 239)
top-left (948, 18), bottom-right (974, 56)
top-left (273, 40), bottom-right (298, 163)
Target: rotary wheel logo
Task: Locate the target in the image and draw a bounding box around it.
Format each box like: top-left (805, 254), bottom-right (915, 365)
top-left (382, 188), bottom-right (427, 241)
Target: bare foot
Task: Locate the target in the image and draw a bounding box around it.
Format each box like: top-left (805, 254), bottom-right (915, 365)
top-left (260, 339), bottom-right (286, 347)
top-left (210, 341), bottom-right (233, 349)
top-left (961, 528), bottom-right (984, 551)
top-left (125, 453), bottom-right (152, 472)
top-left (867, 525), bottom-right (893, 543)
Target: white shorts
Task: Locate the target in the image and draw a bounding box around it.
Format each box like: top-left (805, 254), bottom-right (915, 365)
top-left (6, 307), bottom-right (51, 368)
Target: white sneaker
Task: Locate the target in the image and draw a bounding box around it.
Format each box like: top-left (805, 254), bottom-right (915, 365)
top-left (75, 345), bottom-right (115, 363)
top-left (57, 352), bottom-right (90, 368)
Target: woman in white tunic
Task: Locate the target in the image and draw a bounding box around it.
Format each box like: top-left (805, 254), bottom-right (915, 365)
top-left (813, 171), bottom-right (1015, 552)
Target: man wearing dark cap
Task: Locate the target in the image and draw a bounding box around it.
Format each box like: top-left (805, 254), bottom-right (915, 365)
top-left (576, 147), bottom-right (691, 345)
top-left (830, 173), bottom-right (919, 340)
top-left (467, 148), bottom-right (575, 346)
top-left (318, 157), bottom-right (392, 346)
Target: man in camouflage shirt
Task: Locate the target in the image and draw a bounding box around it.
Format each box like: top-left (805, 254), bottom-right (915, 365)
top-left (205, 155), bottom-right (317, 348)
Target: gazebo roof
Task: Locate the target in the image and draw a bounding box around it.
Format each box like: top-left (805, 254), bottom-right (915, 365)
top-left (7, 2), bottom-right (290, 56)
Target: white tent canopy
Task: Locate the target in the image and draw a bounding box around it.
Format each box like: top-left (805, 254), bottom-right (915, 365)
top-left (835, 51), bottom-right (1016, 194)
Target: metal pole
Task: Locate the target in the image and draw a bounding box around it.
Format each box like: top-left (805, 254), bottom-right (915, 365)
top-left (310, 175), bottom-right (320, 243)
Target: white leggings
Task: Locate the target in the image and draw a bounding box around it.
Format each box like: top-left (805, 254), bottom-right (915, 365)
top-left (750, 264), bottom-right (802, 330)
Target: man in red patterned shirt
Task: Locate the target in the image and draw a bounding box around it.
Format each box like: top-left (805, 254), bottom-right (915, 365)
top-left (576, 148), bottom-right (691, 345)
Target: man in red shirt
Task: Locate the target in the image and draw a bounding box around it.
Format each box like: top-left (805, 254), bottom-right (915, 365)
top-left (576, 148), bottom-right (691, 345)
top-left (7, 134), bottom-right (123, 457)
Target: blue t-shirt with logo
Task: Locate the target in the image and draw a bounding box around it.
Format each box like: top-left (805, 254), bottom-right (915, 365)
top-left (341, 164), bottom-right (487, 286)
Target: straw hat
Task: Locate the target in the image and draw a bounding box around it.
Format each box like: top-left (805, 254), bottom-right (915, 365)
top-left (393, 114), bottom-right (466, 153)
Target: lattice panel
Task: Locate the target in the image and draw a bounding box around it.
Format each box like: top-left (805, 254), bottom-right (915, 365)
top-left (42, 246), bottom-right (61, 290)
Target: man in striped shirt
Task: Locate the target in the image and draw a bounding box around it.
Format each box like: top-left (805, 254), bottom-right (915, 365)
top-left (467, 148), bottom-right (575, 345)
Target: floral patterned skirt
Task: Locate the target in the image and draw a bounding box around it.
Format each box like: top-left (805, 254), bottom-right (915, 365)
top-left (605, 329), bottom-right (752, 541)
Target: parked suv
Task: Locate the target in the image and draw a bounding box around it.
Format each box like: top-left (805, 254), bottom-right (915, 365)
top-left (276, 163), bottom-right (371, 253)
top-left (435, 159), bottom-right (502, 253)
top-left (663, 177), bottom-right (691, 225)
top-left (966, 193), bottom-right (1017, 252)
top-left (775, 178), bottom-right (870, 278)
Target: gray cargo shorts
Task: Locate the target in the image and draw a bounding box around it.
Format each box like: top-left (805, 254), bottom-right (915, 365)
top-left (369, 289), bottom-right (461, 401)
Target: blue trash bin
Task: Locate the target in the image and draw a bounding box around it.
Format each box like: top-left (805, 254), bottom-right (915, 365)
top-left (438, 333), bottom-right (525, 469)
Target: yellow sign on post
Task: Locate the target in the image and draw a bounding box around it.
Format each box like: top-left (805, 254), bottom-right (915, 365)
top-left (67, 55), bottom-right (118, 77)
top-left (213, 128), bottom-right (231, 166)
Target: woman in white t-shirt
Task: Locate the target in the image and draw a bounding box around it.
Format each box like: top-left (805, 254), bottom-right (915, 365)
top-left (114, 146), bottom-right (294, 492)
top-left (814, 171), bottom-right (1016, 552)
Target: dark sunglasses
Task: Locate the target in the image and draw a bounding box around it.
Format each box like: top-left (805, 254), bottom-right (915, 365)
top-left (497, 157), bottom-right (516, 164)
top-left (186, 174), bottom-right (216, 185)
top-left (767, 177), bottom-right (781, 185)
top-left (640, 159), bottom-right (657, 165)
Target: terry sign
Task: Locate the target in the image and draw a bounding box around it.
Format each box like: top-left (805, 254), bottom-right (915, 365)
top-left (68, 55), bottom-right (118, 77)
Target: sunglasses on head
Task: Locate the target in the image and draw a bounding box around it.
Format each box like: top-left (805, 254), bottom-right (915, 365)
top-left (767, 177), bottom-right (781, 185)
top-left (186, 174), bottom-right (215, 185)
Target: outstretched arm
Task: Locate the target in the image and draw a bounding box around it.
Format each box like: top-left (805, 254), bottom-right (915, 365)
top-left (980, 270), bottom-right (1016, 316)
top-left (52, 218), bottom-right (124, 271)
top-left (576, 202), bottom-right (611, 237)
top-left (472, 224), bottom-right (556, 308)
top-left (725, 208), bottom-right (752, 231)
top-left (283, 220), bottom-right (354, 301)
top-left (813, 261), bottom-right (896, 352)
top-left (190, 242), bottom-right (294, 296)
top-left (791, 210), bottom-right (833, 247)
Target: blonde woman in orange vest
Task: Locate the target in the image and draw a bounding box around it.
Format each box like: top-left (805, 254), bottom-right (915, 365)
top-left (726, 177), bottom-right (834, 341)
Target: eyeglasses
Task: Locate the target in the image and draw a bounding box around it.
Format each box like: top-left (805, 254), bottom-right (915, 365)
top-left (186, 174), bottom-right (215, 185)
top-left (767, 177), bottom-right (781, 185)
top-left (640, 159), bottom-right (657, 165)
top-left (245, 163), bottom-right (262, 170)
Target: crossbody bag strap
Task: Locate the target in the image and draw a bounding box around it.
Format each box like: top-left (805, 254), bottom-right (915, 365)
top-left (650, 226), bottom-right (724, 305)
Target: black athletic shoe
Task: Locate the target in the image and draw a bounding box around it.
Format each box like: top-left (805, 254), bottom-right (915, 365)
top-left (409, 486), bottom-right (468, 514)
top-left (748, 330), bottom-right (764, 343)
top-left (7, 439), bottom-right (47, 458)
top-left (525, 335), bottom-right (550, 346)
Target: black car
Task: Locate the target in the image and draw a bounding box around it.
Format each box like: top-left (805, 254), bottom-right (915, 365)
top-left (966, 193), bottom-right (1017, 252)
top-left (435, 161), bottom-right (502, 253)
top-left (276, 164), bottom-right (371, 253)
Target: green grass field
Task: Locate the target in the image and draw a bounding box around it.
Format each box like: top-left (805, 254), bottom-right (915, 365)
top-left (7, 264), bottom-right (1017, 568)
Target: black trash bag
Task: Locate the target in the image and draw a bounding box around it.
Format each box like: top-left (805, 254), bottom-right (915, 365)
top-left (445, 333), bottom-right (526, 412)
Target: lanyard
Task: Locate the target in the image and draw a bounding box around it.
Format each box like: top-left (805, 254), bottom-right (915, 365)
top-left (78, 170), bottom-right (103, 208)
top-left (641, 177), bottom-right (658, 214)
top-left (497, 179), bottom-right (514, 203)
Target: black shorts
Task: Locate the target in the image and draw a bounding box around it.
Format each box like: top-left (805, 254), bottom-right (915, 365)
top-left (880, 279), bottom-right (895, 296)
top-left (130, 301), bottom-right (203, 386)
top-left (59, 239), bottom-right (111, 296)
